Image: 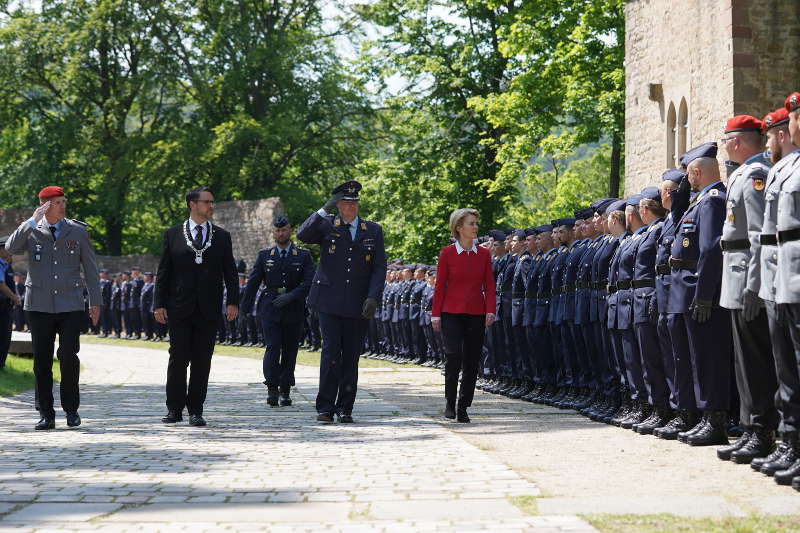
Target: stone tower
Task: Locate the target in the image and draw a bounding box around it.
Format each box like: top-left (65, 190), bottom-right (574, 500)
top-left (624, 0), bottom-right (800, 193)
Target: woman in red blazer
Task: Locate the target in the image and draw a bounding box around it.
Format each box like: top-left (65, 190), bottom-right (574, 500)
top-left (432, 208), bottom-right (496, 422)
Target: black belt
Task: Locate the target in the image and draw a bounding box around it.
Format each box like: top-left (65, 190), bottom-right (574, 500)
top-left (655, 264), bottom-right (670, 275)
top-left (576, 281), bottom-right (588, 289)
top-left (267, 286), bottom-right (291, 294)
top-left (760, 234), bottom-right (777, 245)
top-left (607, 283), bottom-right (617, 293)
top-left (720, 239), bottom-right (750, 251)
top-left (669, 257), bottom-right (697, 270)
top-left (778, 228), bottom-right (800, 244)
top-left (596, 279), bottom-right (609, 290)
top-left (525, 290), bottom-right (537, 299)
top-left (512, 292), bottom-right (525, 298)
top-left (632, 278), bottom-right (655, 289)
top-left (616, 279), bottom-right (632, 290)
top-left (537, 291), bottom-right (551, 298)
top-left (552, 287), bottom-right (563, 295)
top-left (563, 284), bottom-right (576, 292)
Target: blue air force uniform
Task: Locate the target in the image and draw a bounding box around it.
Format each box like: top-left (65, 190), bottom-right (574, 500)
top-left (297, 180), bottom-right (387, 418)
top-left (241, 222), bottom-right (314, 391)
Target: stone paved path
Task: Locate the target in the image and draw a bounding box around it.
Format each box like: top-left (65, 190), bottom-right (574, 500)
top-left (0, 342), bottom-right (592, 532)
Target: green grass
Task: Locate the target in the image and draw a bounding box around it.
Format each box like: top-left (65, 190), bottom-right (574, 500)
top-left (80, 335), bottom-right (411, 369)
top-left (0, 354), bottom-right (61, 397)
top-left (509, 495), bottom-right (538, 515)
top-left (584, 513), bottom-right (800, 533)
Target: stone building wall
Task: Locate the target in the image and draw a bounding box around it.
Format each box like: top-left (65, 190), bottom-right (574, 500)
top-left (623, 0), bottom-right (800, 194)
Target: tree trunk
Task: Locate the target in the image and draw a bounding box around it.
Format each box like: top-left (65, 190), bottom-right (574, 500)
top-left (105, 218), bottom-right (123, 256)
top-left (609, 132), bottom-right (622, 197)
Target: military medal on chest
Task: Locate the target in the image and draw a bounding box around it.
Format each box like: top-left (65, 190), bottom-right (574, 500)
top-left (183, 221), bottom-right (213, 264)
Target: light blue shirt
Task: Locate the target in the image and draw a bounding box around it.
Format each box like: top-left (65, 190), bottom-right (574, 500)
top-left (28, 217), bottom-right (65, 239)
top-left (317, 209), bottom-right (359, 240)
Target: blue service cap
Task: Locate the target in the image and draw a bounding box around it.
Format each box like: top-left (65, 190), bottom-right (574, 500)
top-left (605, 199), bottom-right (627, 214)
top-left (98, 268), bottom-right (108, 273)
top-left (679, 142), bottom-right (717, 169)
top-left (504, 228), bottom-right (515, 236)
top-left (536, 224), bottom-right (553, 233)
top-left (625, 194), bottom-right (643, 207)
top-left (513, 229), bottom-right (527, 240)
top-left (640, 186), bottom-right (661, 202)
top-left (574, 207), bottom-right (594, 220)
top-left (273, 215), bottom-right (289, 228)
top-left (489, 229), bottom-right (506, 242)
top-left (524, 227), bottom-right (539, 237)
top-left (593, 198), bottom-right (618, 215)
top-left (661, 168), bottom-right (686, 184)
top-left (332, 180), bottom-right (362, 201)
top-left (551, 218), bottom-right (576, 228)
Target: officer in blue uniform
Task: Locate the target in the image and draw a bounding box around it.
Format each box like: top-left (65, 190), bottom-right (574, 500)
top-left (242, 216), bottom-right (314, 407)
top-left (97, 269), bottom-right (112, 337)
top-left (0, 237), bottom-right (19, 369)
top-left (130, 267), bottom-right (144, 339)
top-left (298, 180), bottom-right (387, 423)
top-left (508, 229), bottom-right (531, 397)
top-left (547, 218), bottom-right (575, 404)
top-left (531, 228), bottom-right (559, 402)
top-left (140, 272), bottom-right (156, 340)
top-left (669, 142), bottom-right (733, 446)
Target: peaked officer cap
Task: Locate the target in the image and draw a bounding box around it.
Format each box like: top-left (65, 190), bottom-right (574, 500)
top-left (640, 186), bottom-right (661, 202)
top-left (605, 199), bottom-right (627, 214)
top-left (332, 180), bottom-right (362, 201)
top-left (679, 142), bottom-right (717, 169)
top-left (551, 218), bottom-right (576, 228)
top-left (662, 169), bottom-right (686, 184)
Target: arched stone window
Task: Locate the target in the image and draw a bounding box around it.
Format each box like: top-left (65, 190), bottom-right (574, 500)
top-left (678, 98), bottom-right (688, 157)
top-left (666, 102), bottom-right (677, 168)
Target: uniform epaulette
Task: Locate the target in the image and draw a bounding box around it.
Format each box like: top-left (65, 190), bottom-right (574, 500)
top-left (70, 219), bottom-right (88, 227)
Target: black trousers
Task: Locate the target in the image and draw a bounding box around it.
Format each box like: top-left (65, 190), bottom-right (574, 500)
top-left (774, 302), bottom-right (800, 435)
top-left (27, 310), bottom-right (84, 418)
top-left (731, 307), bottom-right (778, 431)
top-left (685, 308), bottom-right (732, 411)
top-left (441, 312), bottom-right (486, 409)
top-left (262, 317), bottom-right (303, 387)
top-left (166, 312), bottom-right (217, 415)
top-left (316, 312), bottom-right (367, 415)
top-left (13, 305), bottom-right (26, 331)
top-left (128, 306), bottom-right (142, 335)
top-left (142, 308), bottom-right (156, 338)
top-left (112, 308), bottom-right (122, 335)
top-left (0, 302), bottom-right (12, 368)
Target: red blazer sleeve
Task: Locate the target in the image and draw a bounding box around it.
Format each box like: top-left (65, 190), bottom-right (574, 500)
top-left (431, 246), bottom-right (449, 318)
top-left (483, 249), bottom-right (496, 314)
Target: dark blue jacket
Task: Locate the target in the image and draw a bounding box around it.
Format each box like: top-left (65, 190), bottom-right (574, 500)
top-left (297, 213), bottom-right (387, 319)
top-left (605, 233), bottom-right (630, 329)
top-left (511, 252), bottom-right (532, 326)
top-left (562, 240), bottom-right (587, 322)
top-left (616, 226), bottom-right (648, 330)
top-left (534, 249), bottom-right (559, 327)
top-left (241, 243), bottom-right (314, 323)
top-left (575, 236), bottom-right (603, 325)
top-left (633, 219), bottom-right (663, 324)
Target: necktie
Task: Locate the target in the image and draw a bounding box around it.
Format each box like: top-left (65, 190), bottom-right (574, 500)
top-left (193, 225), bottom-right (204, 249)
top-left (344, 223), bottom-right (352, 241)
top-left (49, 226), bottom-right (57, 242)
top-left (280, 249), bottom-right (287, 259)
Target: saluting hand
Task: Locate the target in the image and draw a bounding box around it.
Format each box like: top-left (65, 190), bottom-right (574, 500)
top-left (33, 201), bottom-right (51, 223)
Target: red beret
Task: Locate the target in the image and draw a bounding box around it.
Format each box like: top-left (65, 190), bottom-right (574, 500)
top-left (724, 115), bottom-right (764, 134)
top-left (37, 186), bottom-right (64, 200)
top-left (786, 92), bottom-right (800, 113)
top-left (763, 108), bottom-right (790, 132)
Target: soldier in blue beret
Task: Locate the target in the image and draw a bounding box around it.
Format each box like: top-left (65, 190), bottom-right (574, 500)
top-left (241, 215), bottom-right (315, 408)
top-left (668, 143), bottom-right (733, 446)
top-left (298, 180), bottom-right (387, 423)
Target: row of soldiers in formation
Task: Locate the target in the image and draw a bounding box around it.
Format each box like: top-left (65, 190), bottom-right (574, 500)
top-left (364, 93), bottom-right (800, 493)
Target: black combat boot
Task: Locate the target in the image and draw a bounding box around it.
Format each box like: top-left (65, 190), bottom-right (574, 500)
top-left (687, 410), bottom-right (729, 446)
top-left (752, 440), bottom-right (789, 472)
top-left (655, 410), bottom-right (700, 440)
top-left (634, 405), bottom-right (672, 435)
top-left (717, 431), bottom-right (752, 461)
top-left (267, 385), bottom-right (279, 407)
top-left (621, 400), bottom-right (652, 430)
top-left (761, 435), bottom-right (800, 476)
top-left (775, 458), bottom-right (800, 486)
top-left (279, 386), bottom-right (292, 407)
top-left (730, 429), bottom-right (775, 464)
top-left (678, 413), bottom-right (708, 443)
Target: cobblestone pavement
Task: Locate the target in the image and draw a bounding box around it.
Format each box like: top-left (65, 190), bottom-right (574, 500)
top-left (0, 342), bottom-right (593, 532)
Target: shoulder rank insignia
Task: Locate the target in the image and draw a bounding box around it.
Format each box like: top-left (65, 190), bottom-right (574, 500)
top-left (334, 218), bottom-right (341, 227)
top-left (292, 248), bottom-right (298, 256)
top-left (682, 237), bottom-right (690, 247)
top-left (710, 189), bottom-right (719, 197)
top-left (270, 248), bottom-right (276, 256)
top-left (360, 222), bottom-right (367, 231)
top-left (70, 219), bottom-right (88, 227)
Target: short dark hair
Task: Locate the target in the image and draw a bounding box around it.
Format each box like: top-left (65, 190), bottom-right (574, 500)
top-left (186, 186), bottom-right (213, 209)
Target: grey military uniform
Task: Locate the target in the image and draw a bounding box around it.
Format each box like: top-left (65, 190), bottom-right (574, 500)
top-left (719, 152), bottom-right (771, 309)
top-left (5, 218), bottom-right (101, 313)
top-left (759, 151), bottom-right (800, 302)
top-left (775, 152), bottom-right (800, 305)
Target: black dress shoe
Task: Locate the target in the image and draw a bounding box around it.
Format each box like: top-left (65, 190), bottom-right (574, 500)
top-left (35, 417), bottom-right (55, 430)
top-left (267, 385), bottom-right (279, 407)
top-left (317, 413), bottom-right (334, 423)
top-left (279, 394), bottom-right (292, 407)
top-left (456, 409), bottom-right (470, 423)
top-left (161, 410), bottom-right (183, 423)
top-left (793, 475), bottom-right (800, 492)
top-left (66, 412), bottom-right (81, 427)
top-left (445, 402), bottom-right (456, 420)
top-left (731, 430), bottom-right (775, 464)
top-left (189, 414), bottom-right (207, 427)
top-left (337, 414), bottom-right (354, 423)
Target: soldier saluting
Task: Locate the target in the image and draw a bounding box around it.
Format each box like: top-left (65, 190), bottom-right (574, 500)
top-left (5, 186), bottom-right (101, 430)
top-left (297, 180), bottom-right (387, 423)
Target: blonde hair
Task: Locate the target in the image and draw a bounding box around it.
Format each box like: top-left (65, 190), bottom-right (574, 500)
top-left (449, 208), bottom-right (480, 239)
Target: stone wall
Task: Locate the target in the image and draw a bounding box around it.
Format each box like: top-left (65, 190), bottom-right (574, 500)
top-left (0, 198), bottom-right (284, 275)
top-left (623, 0), bottom-right (800, 194)
top-left (211, 197), bottom-right (285, 271)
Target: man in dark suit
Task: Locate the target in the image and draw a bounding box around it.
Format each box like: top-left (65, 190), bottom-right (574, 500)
top-left (298, 180), bottom-right (387, 423)
top-left (241, 216), bottom-right (314, 407)
top-left (154, 186), bottom-right (239, 427)
top-left (98, 269), bottom-right (112, 337)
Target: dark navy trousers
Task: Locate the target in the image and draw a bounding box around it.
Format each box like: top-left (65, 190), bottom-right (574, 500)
top-left (316, 311), bottom-right (367, 416)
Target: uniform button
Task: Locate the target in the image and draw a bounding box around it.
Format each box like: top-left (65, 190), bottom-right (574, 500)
top-left (347, 268), bottom-right (351, 272)
top-left (54, 261), bottom-right (57, 265)
top-left (54, 290), bottom-right (58, 294)
top-left (346, 279), bottom-right (350, 283)
top-left (773, 254), bottom-right (778, 260)
top-left (349, 247), bottom-right (353, 251)
top-left (348, 258), bottom-right (352, 262)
